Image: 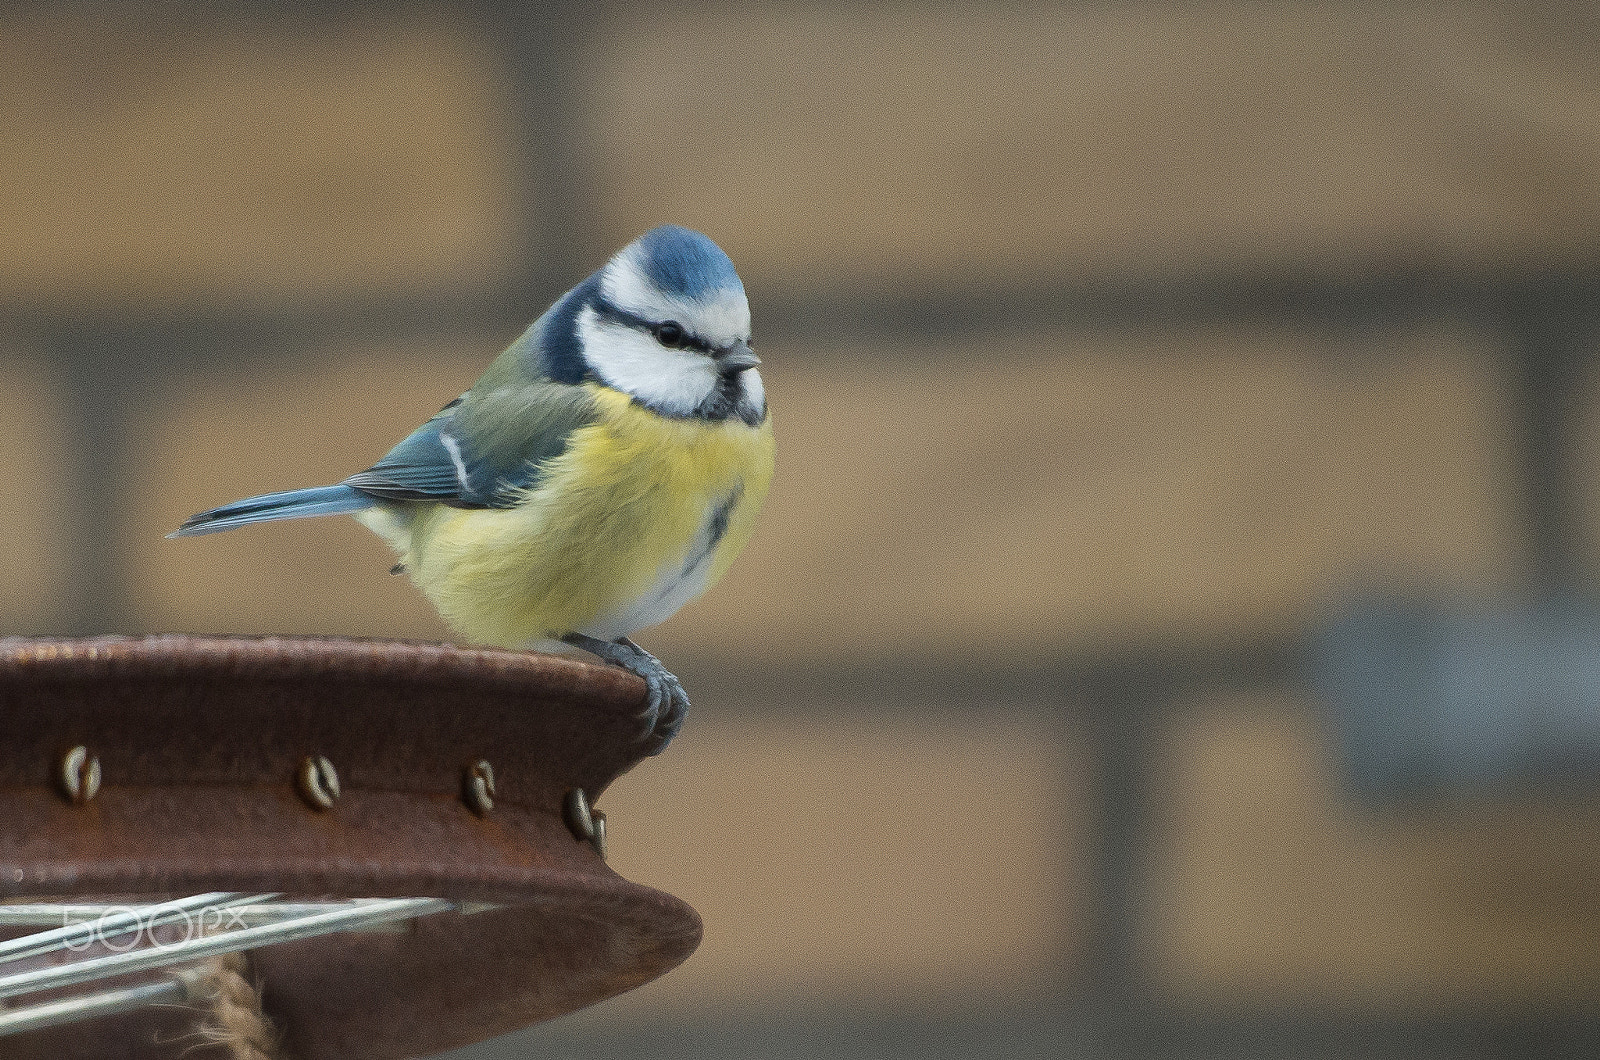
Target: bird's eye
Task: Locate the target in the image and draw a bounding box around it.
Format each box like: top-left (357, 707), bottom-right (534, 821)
top-left (655, 321), bottom-right (686, 348)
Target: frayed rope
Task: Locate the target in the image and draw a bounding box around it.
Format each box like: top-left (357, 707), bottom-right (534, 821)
top-left (181, 950), bottom-right (283, 1060)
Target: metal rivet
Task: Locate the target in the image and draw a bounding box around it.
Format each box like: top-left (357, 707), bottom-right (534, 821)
top-left (563, 788), bottom-right (606, 858)
top-left (563, 787), bottom-right (593, 839)
top-left (58, 746), bottom-right (101, 805)
top-left (463, 760), bottom-right (496, 816)
top-left (296, 755), bottom-right (340, 811)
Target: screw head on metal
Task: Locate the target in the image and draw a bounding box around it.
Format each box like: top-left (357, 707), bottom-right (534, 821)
top-left (296, 755), bottom-right (340, 811)
top-left (463, 760), bottom-right (496, 816)
top-left (58, 746), bottom-right (101, 805)
top-left (562, 788), bottom-right (606, 858)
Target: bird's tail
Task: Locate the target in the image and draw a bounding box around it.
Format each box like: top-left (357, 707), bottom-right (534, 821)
top-left (168, 484), bottom-right (376, 538)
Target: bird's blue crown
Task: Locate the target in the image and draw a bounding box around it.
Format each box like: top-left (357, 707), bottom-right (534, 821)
top-left (634, 225), bottom-right (743, 300)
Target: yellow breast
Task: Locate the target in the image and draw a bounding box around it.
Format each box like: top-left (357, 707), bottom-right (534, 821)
top-left (396, 385), bottom-right (775, 649)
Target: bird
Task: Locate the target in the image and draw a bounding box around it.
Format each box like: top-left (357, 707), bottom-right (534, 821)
top-left (171, 226), bottom-right (774, 755)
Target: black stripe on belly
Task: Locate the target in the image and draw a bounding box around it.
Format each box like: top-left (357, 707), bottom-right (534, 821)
top-left (682, 484), bottom-right (743, 578)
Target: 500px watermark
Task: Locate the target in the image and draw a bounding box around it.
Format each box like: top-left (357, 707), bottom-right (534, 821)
top-left (57, 903), bottom-right (248, 953)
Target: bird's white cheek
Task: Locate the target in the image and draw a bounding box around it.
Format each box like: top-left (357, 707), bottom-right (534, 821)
top-left (738, 368), bottom-right (766, 420)
top-left (577, 311), bottom-right (718, 415)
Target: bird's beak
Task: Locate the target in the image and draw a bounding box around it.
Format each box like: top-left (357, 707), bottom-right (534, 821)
top-left (715, 341), bottom-right (761, 373)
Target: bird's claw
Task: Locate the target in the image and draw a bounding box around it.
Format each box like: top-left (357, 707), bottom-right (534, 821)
top-left (561, 634), bottom-right (690, 755)
top-left (618, 638), bottom-right (688, 755)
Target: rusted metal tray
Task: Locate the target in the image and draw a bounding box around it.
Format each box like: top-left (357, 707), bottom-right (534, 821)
top-left (0, 635), bottom-right (700, 1059)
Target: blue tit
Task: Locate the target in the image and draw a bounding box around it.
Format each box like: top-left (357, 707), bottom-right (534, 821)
top-left (171, 226), bottom-right (774, 755)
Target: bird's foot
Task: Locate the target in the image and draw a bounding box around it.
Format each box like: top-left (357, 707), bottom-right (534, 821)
top-left (561, 633), bottom-right (689, 755)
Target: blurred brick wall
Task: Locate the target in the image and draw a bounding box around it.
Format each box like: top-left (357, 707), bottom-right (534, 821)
top-left (583, 4), bottom-right (1600, 289)
top-left (0, 13), bottom-right (521, 307)
top-left (1146, 695), bottom-right (1600, 1007)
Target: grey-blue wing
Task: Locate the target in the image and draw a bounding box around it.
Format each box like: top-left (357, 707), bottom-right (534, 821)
top-left (343, 399), bottom-right (480, 505)
top-left (344, 383), bottom-right (599, 509)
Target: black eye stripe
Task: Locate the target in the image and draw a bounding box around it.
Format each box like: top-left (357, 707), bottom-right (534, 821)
top-left (592, 297), bottom-right (712, 353)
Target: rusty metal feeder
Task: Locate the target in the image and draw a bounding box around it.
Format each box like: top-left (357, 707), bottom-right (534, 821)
top-left (0, 635), bottom-right (701, 1059)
